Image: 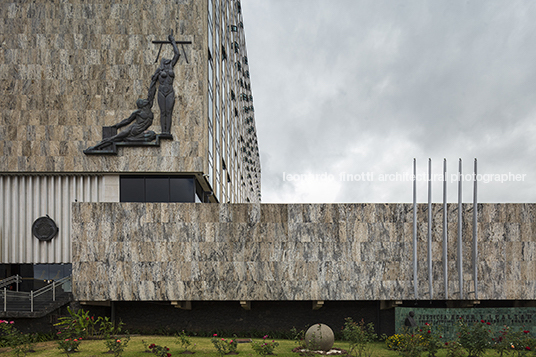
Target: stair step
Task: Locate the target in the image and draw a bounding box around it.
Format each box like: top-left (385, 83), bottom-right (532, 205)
top-left (0, 292), bottom-right (73, 316)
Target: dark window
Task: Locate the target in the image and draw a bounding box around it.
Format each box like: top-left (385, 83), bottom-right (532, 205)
top-left (146, 177), bottom-right (170, 202)
top-left (34, 264), bottom-right (72, 281)
top-left (170, 177), bottom-right (195, 202)
top-left (120, 176), bottom-right (196, 203)
top-left (120, 177), bottom-right (145, 202)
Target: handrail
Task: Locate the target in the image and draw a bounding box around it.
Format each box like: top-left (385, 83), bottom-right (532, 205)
top-left (1, 275), bottom-right (72, 312)
top-left (33, 276), bottom-right (71, 299)
top-left (0, 275), bottom-right (22, 291)
top-left (2, 290), bottom-right (27, 298)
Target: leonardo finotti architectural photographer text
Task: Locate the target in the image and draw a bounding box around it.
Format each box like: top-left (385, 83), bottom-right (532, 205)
top-left (282, 172), bottom-right (527, 184)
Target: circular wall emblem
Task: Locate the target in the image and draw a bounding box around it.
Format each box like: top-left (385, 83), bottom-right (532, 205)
top-left (32, 216), bottom-right (59, 241)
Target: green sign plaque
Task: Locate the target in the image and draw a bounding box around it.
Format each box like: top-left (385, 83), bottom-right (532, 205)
top-left (395, 307), bottom-right (536, 340)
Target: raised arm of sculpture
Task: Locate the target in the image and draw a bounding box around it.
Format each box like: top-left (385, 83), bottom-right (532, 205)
top-left (169, 34), bottom-right (180, 67)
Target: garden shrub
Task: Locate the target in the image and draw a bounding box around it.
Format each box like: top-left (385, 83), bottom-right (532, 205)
top-left (56, 337), bottom-right (81, 355)
top-left (419, 323), bottom-right (443, 357)
top-left (0, 320), bottom-right (35, 357)
top-left (386, 328), bottom-right (426, 357)
top-left (211, 333), bottom-right (238, 356)
top-left (105, 336), bottom-right (130, 357)
top-left (290, 327), bottom-right (307, 349)
top-left (149, 343), bottom-right (172, 357)
top-left (492, 327), bottom-right (536, 357)
top-left (251, 335), bottom-right (279, 356)
top-left (176, 330), bottom-right (195, 352)
top-left (456, 319), bottom-right (492, 357)
top-left (54, 307), bottom-right (98, 339)
top-left (445, 341), bottom-right (466, 357)
top-left (342, 317), bottom-right (377, 357)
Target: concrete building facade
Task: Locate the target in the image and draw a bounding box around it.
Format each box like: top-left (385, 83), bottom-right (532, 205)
top-left (1, 0), bottom-right (535, 334)
top-left (0, 0), bottom-right (260, 279)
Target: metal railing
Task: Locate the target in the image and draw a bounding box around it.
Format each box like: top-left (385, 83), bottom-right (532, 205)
top-left (1, 275), bottom-right (72, 312)
top-left (0, 274), bottom-right (22, 291)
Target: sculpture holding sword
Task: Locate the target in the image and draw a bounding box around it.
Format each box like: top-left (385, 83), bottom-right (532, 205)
top-left (151, 32), bottom-right (192, 137)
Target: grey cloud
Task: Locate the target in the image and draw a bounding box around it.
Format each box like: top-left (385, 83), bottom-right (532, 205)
top-left (243, 1), bottom-right (536, 203)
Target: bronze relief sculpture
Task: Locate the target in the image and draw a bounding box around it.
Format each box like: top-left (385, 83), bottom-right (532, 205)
top-left (153, 34), bottom-right (180, 138)
top-left (84, 34), bottom-right (189, 155)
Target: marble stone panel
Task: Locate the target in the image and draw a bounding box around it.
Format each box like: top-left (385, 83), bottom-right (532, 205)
top-left (71, 203), bottom-right (536, 301)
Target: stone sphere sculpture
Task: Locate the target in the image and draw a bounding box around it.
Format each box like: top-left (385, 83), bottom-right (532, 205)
top-left (305, 323), bottom-right (335, 351)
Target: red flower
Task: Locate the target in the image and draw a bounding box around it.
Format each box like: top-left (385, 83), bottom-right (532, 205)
top-left (213, 334), bottom-right (218, 337)
top-left (487, 322), bottom-right (491, 325)
top-left (526, 346), bottom-right (531, 351)
top-left (149, 344), bottom-right (155, 349)
top-left (524, 330), bottom-right (529, 334)
top-left (419, 329), bottom-right (422, 332)
top-left (445, 342), bottom-right (449, 346)
top-left (481, 320), bottom-right (485, 323)
top-left (427, 330), bottom-right (431, 334)
top-left (167, 354), bottom-right (172, 357)
top-left (425, 323), bottom-right (430, 326)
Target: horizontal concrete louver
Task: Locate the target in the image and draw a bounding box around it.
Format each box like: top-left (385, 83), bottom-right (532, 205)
top-left (0, 175), bottom-right (103, 264)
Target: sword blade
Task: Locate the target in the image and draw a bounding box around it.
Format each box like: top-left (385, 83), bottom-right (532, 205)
top-left (154, 43), bottom-right (163, 63)
top-left (181, 43), bottom-right (189, 64)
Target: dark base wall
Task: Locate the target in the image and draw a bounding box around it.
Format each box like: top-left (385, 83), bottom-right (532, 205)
top-left (107, 300), bottom-right (395, 337)
top-left (9, 300), bottom-right (536, 336)
top-left (7, 301), bottom-right (394, 336)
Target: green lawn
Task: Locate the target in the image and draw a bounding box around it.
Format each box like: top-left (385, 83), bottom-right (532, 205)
top-left (0, 337), bottom-right (502, 357)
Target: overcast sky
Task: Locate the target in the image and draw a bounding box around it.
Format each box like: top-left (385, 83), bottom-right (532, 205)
top-left (241, 1), bottom-right (536, 204)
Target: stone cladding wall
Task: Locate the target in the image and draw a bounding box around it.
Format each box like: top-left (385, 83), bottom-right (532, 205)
top-left (0, 0), bottom-right (207, 173)
top-left (72, 203), bottom-right (536, 301)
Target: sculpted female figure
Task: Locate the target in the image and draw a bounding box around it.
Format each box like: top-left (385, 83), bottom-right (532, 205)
top-left (152, 34), bottom-right (180, 136)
